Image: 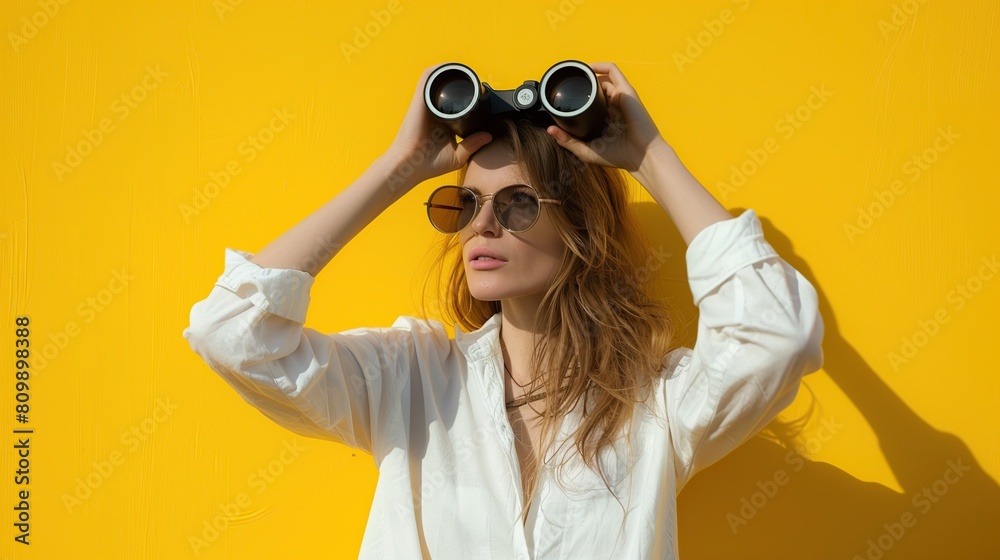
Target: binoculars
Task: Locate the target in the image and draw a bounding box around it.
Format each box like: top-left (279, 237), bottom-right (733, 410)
top-left (423, 60), bottom-right (610, 142)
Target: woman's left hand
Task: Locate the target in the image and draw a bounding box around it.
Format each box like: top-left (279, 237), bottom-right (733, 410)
top-left (546, 62), bottom-right (669, 175)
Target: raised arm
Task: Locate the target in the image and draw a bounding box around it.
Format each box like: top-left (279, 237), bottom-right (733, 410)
top-left (541, 62), bottom-right (823, 490)
top-left (249, 64), bottom-right (493, 277)
top-left (182, 63), bottom-right (492, 457)
top-left (663, 209), bottom-right (825, 491)
top-left (542, 61), bottom-right (734, 245)
top-left (248, 152), bottom-right (413, 276)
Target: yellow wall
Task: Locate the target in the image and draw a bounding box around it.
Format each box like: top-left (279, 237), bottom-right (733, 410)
top-left (2, 0), bottom-right (997, 558)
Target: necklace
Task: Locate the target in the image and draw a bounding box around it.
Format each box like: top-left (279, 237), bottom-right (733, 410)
top-left (501, 334), bottom-right (546, 411)
top-left (504, 360), bottom-right (547, 410)
top-left (504, 359), bottom-right (529, 389)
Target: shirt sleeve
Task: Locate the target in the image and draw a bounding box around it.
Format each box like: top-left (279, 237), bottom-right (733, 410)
top-left (664, 208), bottom-right (825, 492)
top-left (182, 248), bottom-right (445, 461)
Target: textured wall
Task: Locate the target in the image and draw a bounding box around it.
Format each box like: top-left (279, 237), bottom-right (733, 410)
top-left (2, 0), bottom-right (997, 558)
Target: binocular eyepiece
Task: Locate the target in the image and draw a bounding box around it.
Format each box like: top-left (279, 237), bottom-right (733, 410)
top-left (423, 60), bottom-right (609, 142)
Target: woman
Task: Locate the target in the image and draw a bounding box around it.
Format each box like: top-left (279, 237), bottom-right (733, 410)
top-left (184, 62), bottom-right (824, 559)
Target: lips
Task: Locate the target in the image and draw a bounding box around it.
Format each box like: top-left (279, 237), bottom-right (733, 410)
top-left (468, 247), bottom-right (507, 262)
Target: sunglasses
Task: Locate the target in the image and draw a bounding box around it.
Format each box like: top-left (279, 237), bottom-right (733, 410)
top-left (424, 184), bottom-right (563, 234)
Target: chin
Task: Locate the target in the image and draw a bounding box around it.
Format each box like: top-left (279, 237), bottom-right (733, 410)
top-left (466, 286), bottom-right (504, 303)
top-left (464, 276), bottom-right (508, 302)
top-left (466, 281), bottom-right (544, 304)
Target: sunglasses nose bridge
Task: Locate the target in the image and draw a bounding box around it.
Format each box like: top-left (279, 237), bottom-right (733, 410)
top-left (466, 192), bottom-right (502, 233)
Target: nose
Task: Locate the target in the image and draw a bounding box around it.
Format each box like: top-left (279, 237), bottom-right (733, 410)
top-left (470, 196), bottom-right (501, 236)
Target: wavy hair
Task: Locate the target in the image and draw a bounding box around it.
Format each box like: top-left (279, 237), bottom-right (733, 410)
top-left (419, 118), bottom-right (678, 524)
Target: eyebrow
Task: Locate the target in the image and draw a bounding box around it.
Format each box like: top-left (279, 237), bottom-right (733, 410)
top-left (460, 185), bottom-right (495, 196)
top-left (462, 185), bottom-right (499, 192)
top-left (460, 183), bottom-right (529, 194)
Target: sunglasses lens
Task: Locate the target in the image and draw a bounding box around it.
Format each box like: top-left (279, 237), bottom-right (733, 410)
top-left (427, 185), bottom-right (543, 233)
top-left (494, 185), bottom-right (540, 232)
top-left (428, 187), bottom-right (477, 232)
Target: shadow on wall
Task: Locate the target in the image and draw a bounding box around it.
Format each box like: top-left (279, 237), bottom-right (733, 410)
top-left (632, 202), bottom-right (1000, 560)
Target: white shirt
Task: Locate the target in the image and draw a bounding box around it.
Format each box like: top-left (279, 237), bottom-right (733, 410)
top-left (183, 207), bottom-right (824, 559)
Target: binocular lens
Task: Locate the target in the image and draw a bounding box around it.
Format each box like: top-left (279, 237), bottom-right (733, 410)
top-left (424, 60), bottom-right (606, 141)
top-left (545, 71), bottom-right (593, 114)
top-left (428, 68), bottom-right (477, 115)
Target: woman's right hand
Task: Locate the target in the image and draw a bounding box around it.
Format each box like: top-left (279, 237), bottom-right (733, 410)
top-left (383, 64), bottom-right (494, 192)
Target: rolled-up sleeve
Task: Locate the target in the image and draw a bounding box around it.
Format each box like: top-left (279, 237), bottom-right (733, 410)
top-left (182, 248), bottom-right (414, 459)
top-left (664, 209), bottom-right (825, 492)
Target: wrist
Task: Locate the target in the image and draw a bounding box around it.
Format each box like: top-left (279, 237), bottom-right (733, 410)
top-left (376, 150), bottom-right (424, 197)
top-left (632, 137), bottom-right (674, 185)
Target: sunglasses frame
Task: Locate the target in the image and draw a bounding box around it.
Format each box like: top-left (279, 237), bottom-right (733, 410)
top-left (424, 183), bottom-right (563, 234)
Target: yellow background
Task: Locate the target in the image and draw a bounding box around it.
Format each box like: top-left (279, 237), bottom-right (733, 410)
top-left (2, 0), bottom-right (998, 558)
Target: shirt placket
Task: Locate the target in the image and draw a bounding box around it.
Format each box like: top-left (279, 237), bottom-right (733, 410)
top-left (473, 342), bottom-right (533, 559)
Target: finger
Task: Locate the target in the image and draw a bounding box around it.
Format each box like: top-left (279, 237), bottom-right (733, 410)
top-left (589, 62), bottom-right (624, 80)
top-left (608, 101), bottom-right (623, 121)
top-left (607, 85), bottom-right (622, 106)
top-left (589, 61), bottom-right (614, 74)
top-left (599, 79), bottom-right (614, 99)
top-left (588, 62), bottom-right (636, 96)
top-left (455, 131), bottom-right (493, 163)
top-left (546, 125), bottom-right (588, 158)
top-left (416, 62), bottom-right (448, 97)
top-left (423, 62), bottom-right (449, 78)
top-left (417, 65), bottom-right (435, 89)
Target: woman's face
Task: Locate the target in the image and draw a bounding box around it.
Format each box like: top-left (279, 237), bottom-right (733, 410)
top-left (459, 143), bottom-right (567, 308)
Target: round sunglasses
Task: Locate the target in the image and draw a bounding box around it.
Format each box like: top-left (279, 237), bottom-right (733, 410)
top-left (424, 184), bottom-right (563, 234)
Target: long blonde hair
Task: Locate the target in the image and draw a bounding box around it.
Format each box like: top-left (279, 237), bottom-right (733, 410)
top-left (420, 118), bottom-right (678, 522)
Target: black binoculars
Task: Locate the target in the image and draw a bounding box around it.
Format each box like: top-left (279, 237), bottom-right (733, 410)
top-left (423, 60), bottom-right (609, 142)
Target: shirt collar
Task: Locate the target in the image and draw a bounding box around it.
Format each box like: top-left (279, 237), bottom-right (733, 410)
top-left (454, 311), bottom-right (503, 362)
